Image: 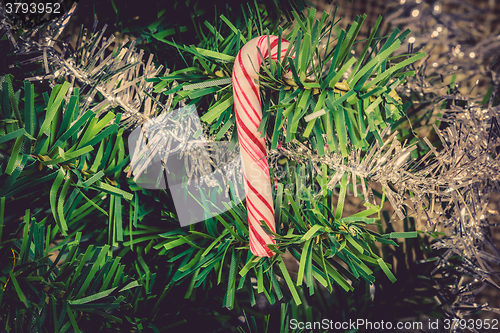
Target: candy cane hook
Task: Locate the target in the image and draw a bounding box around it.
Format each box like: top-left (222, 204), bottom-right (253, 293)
top-left (233, 36), bottom-right (290, 257)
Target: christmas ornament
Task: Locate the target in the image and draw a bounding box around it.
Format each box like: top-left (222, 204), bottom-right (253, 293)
top-left (233, 35), bottom-right (289, 257)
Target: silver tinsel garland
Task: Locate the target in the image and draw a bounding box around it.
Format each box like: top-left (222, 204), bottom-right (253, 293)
top-left (1, 0), bottom-right (499, 328)
top-left (0, 1), bottom-right (236, 200)
top-left (1, 2), bottom-right (169, 128)
top-left (384, 0), bottom-right (500, 326)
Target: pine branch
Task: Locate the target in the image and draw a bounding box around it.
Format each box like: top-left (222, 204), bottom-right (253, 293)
top-left (6, 3), bottom-right (169, 129)
top-left (0, 211), bottom-right (143, 331)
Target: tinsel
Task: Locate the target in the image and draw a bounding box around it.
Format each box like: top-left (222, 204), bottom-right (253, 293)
top-left (268, 94), bottom-right (500, 328)
top-left (0, 2), bottom-right (17, 49)
top-left (128, 104), bottom-right (243, 191)
top-left (427, 104), bottom-right (500, 321)
top-left (0, 1), bottom-right (241, 211)
top-left (381, 0), bottom-right (500, 326)
top-left (386, 0), bottom-right (500, 92)
top-left (2, 0), bottom-right (499, 328)
top-left (1, 2), bottom-right (168, 129)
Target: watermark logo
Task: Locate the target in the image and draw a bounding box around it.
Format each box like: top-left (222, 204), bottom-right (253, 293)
top-left (128, 105), bottom-right (245, 226)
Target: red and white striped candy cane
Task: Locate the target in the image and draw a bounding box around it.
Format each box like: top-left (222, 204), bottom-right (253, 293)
top-left (233, 35), bottom-right (289, 257)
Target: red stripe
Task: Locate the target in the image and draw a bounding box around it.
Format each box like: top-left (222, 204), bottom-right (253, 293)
top-left (247, 198), bottom-right (275, 233)
top-left (243, 167), bottom-right (271, 189)
top-left (233, 79), bottom-right (260, 128)
top-left (247, 197), bottom-right (271, 227)
top-left (235, 123), bottom-right (265, 161)
top-left (238, 136), bottom-right (266, 168)
top-left (249, 237), bottom-right (257, 255)
top-left (238, 53), bottom-right (260, 97)
top-left (238, 137), bottom-right (259, 161)
top-left (234, 110), bottom-right (267, 156)
top-left (238, 138), bottom-right (262, 164)
top-left (257, 36), bottom-right (279, 58)
top-left (239, 151), bottom-right (270, 179)
top-left (269, 38), bottom-right (279, 53)
top-left (239, 148), bottom-right (269, 177)
top-left (246, 180), bottom-right (274, 217)
top-left (234, 115), bottom-right (264, 155)
top-left (248, 226), bottom-right (273, 257)
top-left (234, 94), bottom-right (260, 128)
top-left (233, 36), bottom-right (290, 257)
top-left (257, 36), bottom-right (266, 58)
top-left (248, 216), bottom-right (273, 256)
top-left (248, 208), bottom-right (269, 237)
top-left (236, 127), bottom-right (269, 166)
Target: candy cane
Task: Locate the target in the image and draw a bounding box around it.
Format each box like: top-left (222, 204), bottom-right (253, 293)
top-left (233, 36), bottom-right (290, 257)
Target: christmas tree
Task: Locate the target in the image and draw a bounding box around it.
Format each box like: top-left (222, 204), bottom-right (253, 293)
top-left (0, 0), bottom-right (499, 332)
